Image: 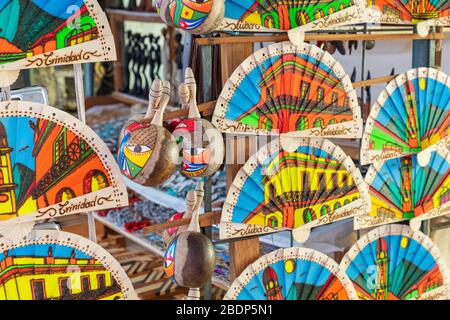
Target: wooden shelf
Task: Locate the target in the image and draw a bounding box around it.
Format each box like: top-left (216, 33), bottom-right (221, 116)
top-left (107, 9), bottom-right (163, 23)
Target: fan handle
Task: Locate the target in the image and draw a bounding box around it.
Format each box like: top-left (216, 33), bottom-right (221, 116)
top-left (292, 227), bottom-right (311, 243)
top-left (0, 70), bottom-right (20, 91)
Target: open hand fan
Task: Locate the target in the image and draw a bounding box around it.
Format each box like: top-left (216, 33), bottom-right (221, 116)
top-left (340, 224), bottom-right (450, 300)
top-left (366, 0), bottom-right (450, 27)
top-left (158, 0), bottom-right (365, 34)
top-left (224, 247), bottom-right (357, 300)
top-left (0, 0), bottom-right (116, 71)
top-left (0, 229), bottom-right (137, 300)
top-left (355, 144), bottom-right (450, 229)
top-left (220, 138), bottom-right (369, 243)
top-left (361, 68), bottom-right (450, 165)
top-left (0, 100), bottom-right (128, 240)
top-left (212, 41), bottom-right (362, 139)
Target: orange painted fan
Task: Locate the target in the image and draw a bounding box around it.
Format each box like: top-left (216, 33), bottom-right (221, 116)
top-left (0, 100), bottom-right (128, 240)
top-left (0, 229), bottom-right (137, 300)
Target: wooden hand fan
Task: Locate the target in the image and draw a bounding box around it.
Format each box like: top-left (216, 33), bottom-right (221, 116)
top-left (118, 79), bottom-right (179, 187)
top-left (355, 143), bottom-right (450, 230)
top-left (361, 67), bottom-right (450, 165)
top-left (0, 100), bottom-right (128, 241)
top-left (163, 182), bottom-right (215, 300)
top-left (225, 247), bottom-right (358, 300)
top-left (157, 0), bottom-right (365, 34)
top-left (341, 224), bottom-right (450, 300)
top-left (0, 229), bottom-right (137, 300)
top-left (212, 41), bottom-right (362, 139)
top-left (0, 0), bottom-right (116, 71)
top-left (220, 138), bottom-right (369, 243)
top-left (366, 0), bottom-right (450, 29)
top-left (172, 68), bottom-right (224, 178)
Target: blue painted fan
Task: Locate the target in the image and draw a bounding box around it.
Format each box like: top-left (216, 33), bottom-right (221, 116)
top-left (224, 247), bottom-right (357, 300)
top-left (361, 68), bottom-right (450, 165)
top-left (341, 224), bottom-right (450, 300)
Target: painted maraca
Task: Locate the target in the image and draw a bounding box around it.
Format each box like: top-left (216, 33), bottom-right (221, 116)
top-left (173, 68), bottom-right (224, 178)
top-left (118, 79), bottom-right (178, 186)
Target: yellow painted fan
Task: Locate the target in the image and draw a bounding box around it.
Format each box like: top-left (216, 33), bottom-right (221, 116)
top-left (0, 229), bottom-right (137, 300)
top-left (212, 42), bottom-right (362, 139)
top-left (0, 0), bottom-right (116, 71)
top-left (220, 138), bottom-right (369, 243)
top-left (341, 224), bottom-right (450, 300)
top-left (157, 0), bottom-right (365, 34)
top-left (225, 247), bottom-right (358, 300)
top-left (0, 100), bottom-right (128, 240)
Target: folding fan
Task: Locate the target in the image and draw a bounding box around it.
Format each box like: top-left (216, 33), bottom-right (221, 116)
top-left (0, 0), bottom-right (116, 71)
top-left (224, 247), bottom-right (358, 300)
top-left (220, 138), bottom-right (369, 243)
top-left (0, 100), bottom-right (128, 240)
top-left (366, 0), bottom-right (450, 27)
top-left (355, 144), bottom-right (450, 229)
top-left (361, 68), bottom-right (450, 165)
top-left (212, 41), bottom-right (362, 139)
top-left (157, 0), bottom-right (365, 34)
top-left (0, 229), bottom-right (137, 300)
top-left (341, 224), bottom-right (450, 300)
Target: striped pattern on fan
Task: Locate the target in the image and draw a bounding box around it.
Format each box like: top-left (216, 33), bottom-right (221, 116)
top-left (367, 0), bottom-right (450, 26)
top-left (341, 224), bottom-right (450, 300)
top-left (0, 230), bottom-right (137, 300)
top-left (355, 144), bottom-right (450, 229)
top-left (224, 247), bottom-right (358, 300)
top-left (220, 138), bottom-right (369, 243)
top-left (157, 0), bottom-right (365, 34)
top-left (0, 0), bottom-right (116, 71)
top-left (212, 42), bottom-right (362, 139)
top-left (361, 68), bottom-right (450, 165)
top-left (0, 100), bottom-right (128, 240)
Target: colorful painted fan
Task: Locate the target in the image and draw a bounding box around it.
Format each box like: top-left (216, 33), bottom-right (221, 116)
top-left (366, 0), bottom-right (450, 27)
top-left (0, 100), bottom-right (128, 240)
top-left (157, 0), bottom-right (365, 34)
top-left (355, 144), bottom-right (450, 229)
top-left (224, 247), bottom-right (357, 300)
top-left (341, 224), bottom-right (450, 300)
top-left (0, 0), bottom-right (116, 71)
top-left (212, 42), bottom-right (362, 139)
top-left (220, 138), bottom-right (369, 243)
top-left (0, 229), bottom-right (137, 300)
top-left (361, 68), bottom-right (450, 165)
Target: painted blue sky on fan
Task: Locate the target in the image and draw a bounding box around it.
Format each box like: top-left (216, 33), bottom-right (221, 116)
top-left (370, 151), bottom-right (449, 209)
top-left (376, 77), bottom-right (449, 142)
top-left (225, 53), bottom-right (338, 121)
top-left (224, 0), bottom-right (255, 20)
top-left (345, 235), bottom-right (437, 297)
top-left (236, 259), bottom-right (332, 300)
top-left (231, 145), bottom-right (337, 223)
top-left (0, 243), bottom-right (92, 262)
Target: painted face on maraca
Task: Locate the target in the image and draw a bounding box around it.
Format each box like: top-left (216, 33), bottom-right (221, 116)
top-left (169, 0), bottom-right (213, 30)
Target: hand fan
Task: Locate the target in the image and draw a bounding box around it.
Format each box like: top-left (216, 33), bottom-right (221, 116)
top-left (0, 100), bottom-right (128, 241)
top-left (212, 41), bottom-right (362, 139)
top-left (164, 182), bottom-right (215, 300)
top-left (366, 0), bottom-right (450, 28)
top-left (220, 137), bottom-right (369, 243)
top-left (361, 67), bottom-right (450, 165)
top-left (340, 224), bottom-right (450, 300)
top-left (0, 0), bottom-right (116, 71)
top-left (118, 79), bottom-right (179, 187)
top-left (224, 247), bottom-right (358, 300)
top-left (0, 229), bottom-right (137, 300)
top-left (157, 0), bottom-right (365, 34)
top-left (355, 144), bottom-right (450, 230)
top-left (172, 68), bottom-right (224, 178)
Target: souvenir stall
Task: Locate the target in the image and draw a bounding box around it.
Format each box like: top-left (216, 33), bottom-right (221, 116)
top-left (0, 0), bottom-right (449, 301)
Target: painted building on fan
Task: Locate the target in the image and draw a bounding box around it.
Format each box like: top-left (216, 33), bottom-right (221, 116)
top-left (239, 0), bottom-right (353, 30)
top-left (244, 149), bottom-right (359, 229)
top-left (236, 53), bottom-right (352, 133)
top-left (0, 246), bottom-right (122, 300)
top-left (30, 119), bottom-right (110, 210)
top-left (0, 123), bottom-right (17, 219)
top-left (369, 0), bottom-right (443, 22)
